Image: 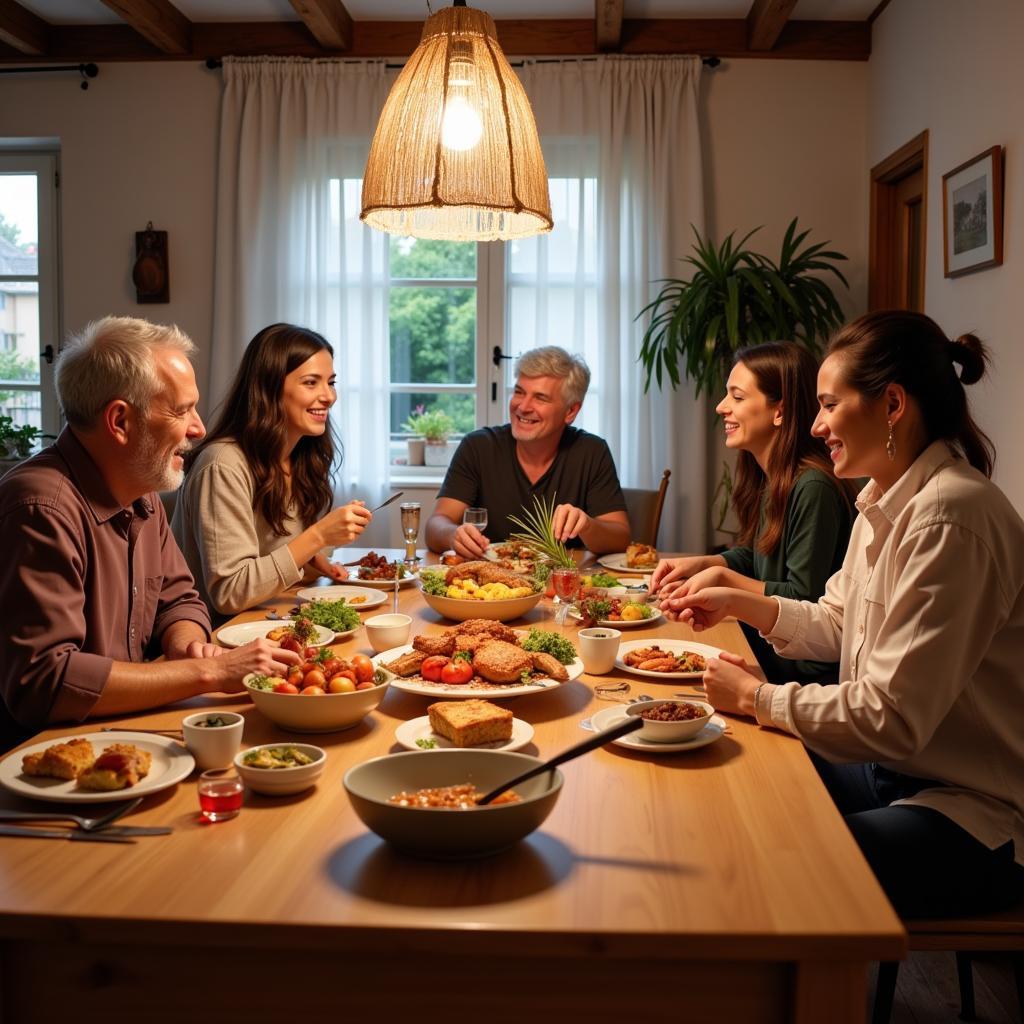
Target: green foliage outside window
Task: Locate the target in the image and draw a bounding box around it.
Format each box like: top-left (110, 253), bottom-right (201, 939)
top-left (0, 350), bottom-right (38, 406)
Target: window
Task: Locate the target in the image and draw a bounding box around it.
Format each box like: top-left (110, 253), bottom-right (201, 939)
top-left (0, 149), bottom-right (61, 437)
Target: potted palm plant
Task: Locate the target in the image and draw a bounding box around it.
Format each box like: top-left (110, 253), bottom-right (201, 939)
top-left (637, 218), bottom-right (849, 536)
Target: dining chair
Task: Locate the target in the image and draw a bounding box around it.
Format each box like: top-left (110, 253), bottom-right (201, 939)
top-left (622, 469), bottom-right (671, 547)
top-left (872, 899), bottom-right (1024, 1023)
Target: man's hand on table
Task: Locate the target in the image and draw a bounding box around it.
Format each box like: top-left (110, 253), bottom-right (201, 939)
top-left (552, 503), bottom-right (590, 542)
top-left (184, 640), bottom-right (224, 660)
top-left (202, 639), bottom-right (302, 693)
top-left (453, 522), bottom-right (490, 559)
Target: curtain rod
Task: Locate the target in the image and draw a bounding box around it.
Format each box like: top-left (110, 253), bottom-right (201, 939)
top-left (0, 63), bottom-right (98, 89)
top-left (204, 56), bottom-right (721, 70)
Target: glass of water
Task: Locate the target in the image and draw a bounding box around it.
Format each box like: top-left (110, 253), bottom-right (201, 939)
top-left (400, 502), bottom-right (421, 564)
top-left (463, 507), bottom-right (488, 533)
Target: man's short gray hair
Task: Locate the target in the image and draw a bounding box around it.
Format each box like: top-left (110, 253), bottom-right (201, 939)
top-left (514, 346), bottom-right (591, 407)
top-left (55, 316), bottom-right (195, 429)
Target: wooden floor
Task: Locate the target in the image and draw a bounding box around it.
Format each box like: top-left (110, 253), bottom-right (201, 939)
top-left (866, 952), bottom-right (1022, 1023)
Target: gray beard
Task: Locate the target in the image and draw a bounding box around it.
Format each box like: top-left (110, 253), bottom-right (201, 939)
top-left (130, 429), bottom-right (186, 494)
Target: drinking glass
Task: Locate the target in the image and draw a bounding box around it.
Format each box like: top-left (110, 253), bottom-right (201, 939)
top-left (550, 567), bottom-right (580, 630)
top-left (198, 769), bottom-right (243, 823)
top-left (400, 501), bottom-right (421, 565)
top-left (463, 507), bottom-right (488, 533)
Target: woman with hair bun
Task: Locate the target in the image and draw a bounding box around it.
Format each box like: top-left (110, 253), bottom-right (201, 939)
top-left (172, 324), bottom-right (371, 624)
top-left (665, 311), bottom-right (1024, 917)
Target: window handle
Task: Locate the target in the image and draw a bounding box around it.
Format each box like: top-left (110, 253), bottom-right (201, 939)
top-left (40, 344), bottom-right (54, 365)
top-left (492, 345), bottom-right (513, 368)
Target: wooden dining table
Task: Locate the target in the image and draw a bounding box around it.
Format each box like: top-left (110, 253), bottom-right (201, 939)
top-left (0, 550), bottom-right (904, 1023)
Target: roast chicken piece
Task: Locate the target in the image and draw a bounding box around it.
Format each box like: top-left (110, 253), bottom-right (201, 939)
top-left (383, 649), bottom-right (427, 677)
top-left (529, 651), bottom-right (569, 682)
top-left (444, 560), bottom-right (533, 590)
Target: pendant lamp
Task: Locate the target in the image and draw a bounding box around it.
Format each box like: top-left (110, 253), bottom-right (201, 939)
top-left (360, 1), bottom-right (553, 242)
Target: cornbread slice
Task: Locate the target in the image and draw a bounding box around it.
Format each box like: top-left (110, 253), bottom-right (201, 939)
top-left (22, 738), bottom-right (95, 780)
top-left (427, 700), bottom-right (514, 748)
top-left (78, 743), bottom-right (152, 791)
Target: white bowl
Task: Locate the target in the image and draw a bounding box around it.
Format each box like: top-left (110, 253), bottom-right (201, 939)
top-left (420, 589), bottom-right (544, 623)
top-left (364, 613), bottom-right (412, 652)
top-left (626, 699), bottom-right (714, 743)
top-left (343, 750), bottom-right (563, 859)
top-left (243, 674), bottom-right (389, 733)
top-left (234, 743), bottom-right (326, 795)
top-left (181, 711), bottom-right (244, 770)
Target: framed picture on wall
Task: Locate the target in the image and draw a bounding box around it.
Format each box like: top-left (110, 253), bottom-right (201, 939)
top-left (942, 146), bottom-right (1004, 277)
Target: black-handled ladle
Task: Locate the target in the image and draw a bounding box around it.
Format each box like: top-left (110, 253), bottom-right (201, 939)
top-left (476, 715), bottom-right (643, 805)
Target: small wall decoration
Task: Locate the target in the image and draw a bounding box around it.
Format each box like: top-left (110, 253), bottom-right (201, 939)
top-left (133, 221), bottom-right (169, 302)
top-left (942, 146), bottom-right (1004, 278)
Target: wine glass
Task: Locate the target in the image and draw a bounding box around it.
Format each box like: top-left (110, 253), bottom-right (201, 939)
top-left (400, 502), bottom-right (421, 565)
top-left (463, 507), bottom-right (488, 533)
top-left (550, 566), bottom-right (580, 631)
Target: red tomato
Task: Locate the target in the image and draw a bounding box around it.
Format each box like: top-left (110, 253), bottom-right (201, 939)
top-left (303, 668), bottom-right (327, 689)
top-left (304, 645), bottom-right (321, 660)
top-left (441, 659), bottom-right (473, 685)
top-left (327, 676), bottom-right (356, 694)
top-left (351, 654), bottom-right (375, 683)
top-left (300, 685), bottom-right (325, 696)
top-left (355, 680), bottom-right (376, 691)
top-left (321, 657), bottom-right (346, 678)
top-left (273, 681), bottom-right (300, 694)
top-left (286, 668), bottom-right (304, 687)
top-left (421, 656), bottom-right (449, 682)
top-left (279, 636), bottom-right (303, 655)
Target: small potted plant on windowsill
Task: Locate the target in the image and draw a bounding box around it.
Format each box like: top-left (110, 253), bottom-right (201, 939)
top-left (0, 417), bottom-right (53, 476)
top-left (401, 406), bottom-right (455, 468)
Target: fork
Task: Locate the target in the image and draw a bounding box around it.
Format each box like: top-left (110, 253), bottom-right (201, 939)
top-left (0, 795), bottom-right (142, 832)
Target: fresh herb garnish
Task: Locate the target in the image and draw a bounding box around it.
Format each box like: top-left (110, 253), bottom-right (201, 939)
top-left (415, 738), bottom-right (438, 750)
top-left (520, 628), bottom-right (577, 665)
top-left (300, 599), bottom-right (361, 634)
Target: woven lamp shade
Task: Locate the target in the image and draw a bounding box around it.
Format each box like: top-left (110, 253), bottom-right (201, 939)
top-left (360, 3), bottom-right (552, 242)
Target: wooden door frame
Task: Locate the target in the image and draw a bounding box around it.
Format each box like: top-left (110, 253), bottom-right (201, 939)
top-left (869, 130), bottom-right (928, 310)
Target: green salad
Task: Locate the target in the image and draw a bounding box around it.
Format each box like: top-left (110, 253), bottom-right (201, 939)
top-left (419, 568), bottom-right (449, 596)
top-left (299, 599), bottom-right (361, 634)
top-left (520, 628), bottom-right (577, 665)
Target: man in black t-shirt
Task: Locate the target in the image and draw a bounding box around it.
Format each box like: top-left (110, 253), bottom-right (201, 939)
top-left (425, 347), bottom-right (629, 557)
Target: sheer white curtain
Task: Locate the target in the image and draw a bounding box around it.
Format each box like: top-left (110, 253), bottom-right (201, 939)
top-left (210, 57), bottom-right (394, 504)
top-left (514, 56), bottom-right (707, 549)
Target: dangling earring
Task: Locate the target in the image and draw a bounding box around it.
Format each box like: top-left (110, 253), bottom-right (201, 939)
top-left (886, 420), bottom-right (896, 461)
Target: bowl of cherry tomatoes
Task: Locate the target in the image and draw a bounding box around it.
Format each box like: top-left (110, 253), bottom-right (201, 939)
top-left (243, 647), bottom-right (389, 733)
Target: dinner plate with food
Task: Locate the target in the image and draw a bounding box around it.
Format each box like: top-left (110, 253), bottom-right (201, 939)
top-left (614, 638), bottom-right (725, 679)
top-left (0, 732), bottom-right (195, 803)
top-left (570, 595), bottom-right (663, 629)
top-left (347, 552), bottom-right (418, 589)
top-left (216, 620), bottom-right (334, 649)
top-left (295, 585), bottom-right (386, 609)
top-left (589, 705), bottom-right (726, 754)
top-left (374, 621), bottom-right (583, 699)
top-left (395, 701), bottom-right (535, 752)
top-left (481, 542), bottom-right (538, 574)
top-left (596, 542), bottom-right (659, 573)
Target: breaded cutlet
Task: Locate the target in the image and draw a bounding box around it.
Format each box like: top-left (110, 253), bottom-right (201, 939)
top-left (472, 641), bottom-right (533, 684)
top-left (22, 738), bottom-right (95, 780)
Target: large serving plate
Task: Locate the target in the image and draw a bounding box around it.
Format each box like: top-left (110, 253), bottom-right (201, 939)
top-left (614, 638), bottom-right (724, 680)
top-left (0, 732), bottom-right (195, 804)
top-left (589, 706), bottom-right (726, 754)
top-left (395, 716), bottom-right (535, 753)
top-left (295, 585), bottom-right (386, 610)
top-left (594, 552), bottom-right (655, 575)
top-left (373, 644), bottom-right (583, 699)
top-left (216, 621), bottom-right (334, 648)
top-left (348, 572), bottom-right (418, 590)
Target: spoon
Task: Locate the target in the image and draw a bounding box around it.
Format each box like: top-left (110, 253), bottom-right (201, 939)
top-left (476, 716), bottom-right (643, 805)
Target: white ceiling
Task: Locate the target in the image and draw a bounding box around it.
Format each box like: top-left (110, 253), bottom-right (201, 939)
top-left (21, 0), bottom-right (882, 25)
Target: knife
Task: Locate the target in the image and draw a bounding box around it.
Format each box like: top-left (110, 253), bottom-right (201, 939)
top-left (370, 491), bottom-right (404, 513)
top-left (0, 824), bottom-right (136, 843)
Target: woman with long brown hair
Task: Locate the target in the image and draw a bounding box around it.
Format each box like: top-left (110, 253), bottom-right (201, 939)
top-left (665, 311), bottom-right (1024, 917)
top-left (172, 323), bottom-right (371, 624)
top-left (651, 341), bottom-right (854, 682)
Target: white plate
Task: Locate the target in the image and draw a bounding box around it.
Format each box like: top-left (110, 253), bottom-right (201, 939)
top-left (0, 732), bottom-right (195, 804)
top-left (615, 638), bottom-right (725, 680)
top-left (295, 585), bottom-right (387, 610)
top-left (569, 608), bottom-right (664, 629)
top-left (590, 705), bottom-right (727, 754)
top-left (348, 571), bottom-right (418, 590)
top-left (395, 716), bottom-right (535, 752)
top-left (216, 621), bottom-right (334, 648)
top-left (595, 552), bottom-right (656, 574)
top-left (373, 644), bottom-right (584, 699)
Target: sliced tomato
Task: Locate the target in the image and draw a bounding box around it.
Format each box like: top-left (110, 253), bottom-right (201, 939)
top-left (421, 655), bottom-right (450, 682)
top-left (441, 659), bottom-right (473, 685)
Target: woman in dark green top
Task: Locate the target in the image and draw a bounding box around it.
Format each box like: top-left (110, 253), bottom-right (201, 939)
top-left (651, 342), bottom-right (855, 683)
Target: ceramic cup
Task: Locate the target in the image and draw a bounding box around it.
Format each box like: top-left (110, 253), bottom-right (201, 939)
top-left (577, 627), bottom-right (622, 675)
top-left (182, 711), bottom-right (245, 771)
top-left (364, 613), bottom-right (412, 653)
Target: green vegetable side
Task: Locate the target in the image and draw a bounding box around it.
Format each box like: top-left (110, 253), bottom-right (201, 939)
top-left (419, 568), bottom-right (449, 597)
top-left (520, 629), bottom-right (577, 665)
top-left (299, 599), bottom-right (361, 634)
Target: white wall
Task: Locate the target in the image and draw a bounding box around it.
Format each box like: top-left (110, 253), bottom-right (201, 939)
top-left (868, 0), bottom-right (1024, 510)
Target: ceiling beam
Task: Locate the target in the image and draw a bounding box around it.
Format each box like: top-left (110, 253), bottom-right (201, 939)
top-left (0, 0), bottom-right (49, 56)
top-left (595, 0), bottom-right (623, 52)
top-left (746, 0), bottom-right (798, 51)
top-left (98, 0), bottom-right (191, 55)
top-left (0, 19), bottom-right (872, 64)
top-left (288, 0), bottom-right (352, 51)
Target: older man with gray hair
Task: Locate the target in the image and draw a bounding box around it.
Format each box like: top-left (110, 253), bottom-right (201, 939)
top-left (0, 316), bottom-right (297, 749)
top-left (426, 345), bottom-right (629, 557)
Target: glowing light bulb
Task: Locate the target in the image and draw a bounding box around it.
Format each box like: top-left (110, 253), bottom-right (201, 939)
top-left (441, 95), bottom-right (483, 152)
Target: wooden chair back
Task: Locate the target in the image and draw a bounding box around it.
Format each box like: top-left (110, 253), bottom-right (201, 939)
top-left (622, 469), bottom-right (671, 547)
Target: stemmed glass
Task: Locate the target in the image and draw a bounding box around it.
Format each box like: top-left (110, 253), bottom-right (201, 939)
top-left (400, 502), bottom-right (421, 565)
top-left (550, 566), bottom-right (581, 631)
top-left (463, 507), bottom-right (488, 533)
